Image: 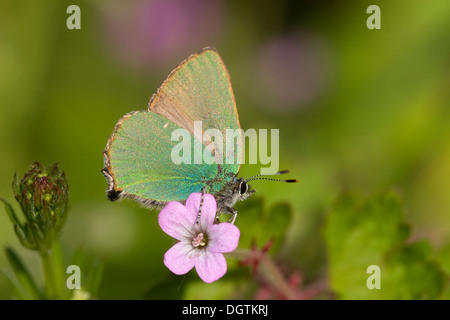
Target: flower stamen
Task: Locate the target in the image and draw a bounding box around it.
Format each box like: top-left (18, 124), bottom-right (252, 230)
top-left (192, 232), bottom-right (206, 248)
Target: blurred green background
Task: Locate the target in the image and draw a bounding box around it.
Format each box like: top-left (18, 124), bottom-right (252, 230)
top-left (1, 0), bottom-right (450, 299)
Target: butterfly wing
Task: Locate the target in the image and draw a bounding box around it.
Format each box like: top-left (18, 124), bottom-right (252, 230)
top-left (148, 47), bottom-right (242, 177)
top-left (102, 111), bottom-right (218, 204)
top-left (103, 47), bottom-right (242, 205)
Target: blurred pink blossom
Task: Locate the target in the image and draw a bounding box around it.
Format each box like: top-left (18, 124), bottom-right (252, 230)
top-left (255, 32), bottom-right (329, 112)
top-left (101, 0), bottom-right (224, 69)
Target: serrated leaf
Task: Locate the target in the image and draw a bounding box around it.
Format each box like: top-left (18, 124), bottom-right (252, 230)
top-left (324, 191), bottom-right (446, 299)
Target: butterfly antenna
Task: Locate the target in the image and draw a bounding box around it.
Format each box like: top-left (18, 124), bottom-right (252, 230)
top-left (246, 170), bottom-right (298, 183)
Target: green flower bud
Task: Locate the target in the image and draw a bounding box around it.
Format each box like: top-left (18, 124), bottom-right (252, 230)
top-left (3, 162), bottom-right (69, 252)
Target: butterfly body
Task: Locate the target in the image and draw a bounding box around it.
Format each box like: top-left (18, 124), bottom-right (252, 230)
top-left (212, 176), bottom-right (255, 214)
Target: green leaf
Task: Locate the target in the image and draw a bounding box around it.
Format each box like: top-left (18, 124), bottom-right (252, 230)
top-left (436, 244), bottom-right (450, 275)
top-left (0, 268), bottom-right (28, 300)
top-left (233, 196), bottom-right (292, 254)
top-left (71, 246), bottom-right (86, 271)
top-left (5, 246), bottom-right (42, 299)
top-left (11, 173), bottom-right (20, 199)
top-left (14, 224), bottom-right (36, 250)
top-left (323, 191), bottom-right (446, 299)
top-left (142, 276), bottom-right (187, 300)
top-left (0, 197), bottom-right (21, 225)
top-left (85, 257), bottom-right (104, 297)
top-left (68, 247), bottom-right (104, 298)
top-left (435, 245), bottom-right (450, 299)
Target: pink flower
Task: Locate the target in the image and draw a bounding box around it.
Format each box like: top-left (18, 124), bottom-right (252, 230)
top-left (158, 193), bottom-right (240, 283)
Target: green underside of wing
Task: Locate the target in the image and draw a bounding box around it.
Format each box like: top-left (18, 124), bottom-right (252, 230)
top-left (109, 112), bottom-right (221, 202)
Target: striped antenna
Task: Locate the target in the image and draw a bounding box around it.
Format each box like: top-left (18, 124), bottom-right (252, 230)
top-left (246, 170), bottom-right (298, 183)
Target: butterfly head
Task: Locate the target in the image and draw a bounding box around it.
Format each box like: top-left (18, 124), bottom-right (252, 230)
top-left (241, 170), bottom-right (297, 199)
top-left (217, 170), bottom-right (297, 212)
top-left (239, 169), bottom-right (298, 198)
top-left (236, 178), bottom-right (256, 200)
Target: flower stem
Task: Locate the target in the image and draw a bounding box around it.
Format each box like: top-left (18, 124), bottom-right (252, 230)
top-left (40, 249), bottom-right (58, 299)
top-left (229, 249), bottom-right (298, 300)
top-left (258, 254), bottom-right (298, 300)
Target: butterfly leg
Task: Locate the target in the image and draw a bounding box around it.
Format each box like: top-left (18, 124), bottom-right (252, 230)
top-left (196, 186), bottom-right (207, 225)
top-left (225, 206), bottom-right (238, 224)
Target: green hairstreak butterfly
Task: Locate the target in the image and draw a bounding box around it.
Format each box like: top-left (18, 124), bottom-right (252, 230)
top-left (102, 47), bottom-right (296, 221)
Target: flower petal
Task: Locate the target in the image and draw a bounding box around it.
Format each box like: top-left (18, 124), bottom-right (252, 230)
top-left (163, 241), bottom-right (196, 275)
top-left (194, 250), bottom-right (227, 283)
top-left (185, 193), bottom-right (217, 230)
top-left (158, 201), bottom-right (196, 240)
top-left (208, 223), bottom-right (240, 253)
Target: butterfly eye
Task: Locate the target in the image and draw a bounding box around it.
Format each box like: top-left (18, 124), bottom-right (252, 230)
top-left (239, 181), bottom-right (248, 195)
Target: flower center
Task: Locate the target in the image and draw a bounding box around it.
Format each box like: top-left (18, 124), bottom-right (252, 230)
top-left (192, 232), bottom-right (207, 248)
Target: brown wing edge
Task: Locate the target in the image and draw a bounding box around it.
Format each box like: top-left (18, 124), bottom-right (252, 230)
top-left (101, 110), bottom-right (169, 209)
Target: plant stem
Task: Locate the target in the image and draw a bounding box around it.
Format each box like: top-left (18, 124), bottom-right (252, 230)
top-left (229, 249), bottom-right (298, 300)
top-left (40, 249), bottom-right (58, 299)
top-left (258, 254), bottom-right (298, 300)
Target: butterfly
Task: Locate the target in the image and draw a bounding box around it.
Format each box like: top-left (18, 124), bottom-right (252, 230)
top-left (102, 47), bottom-right (296, 222)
